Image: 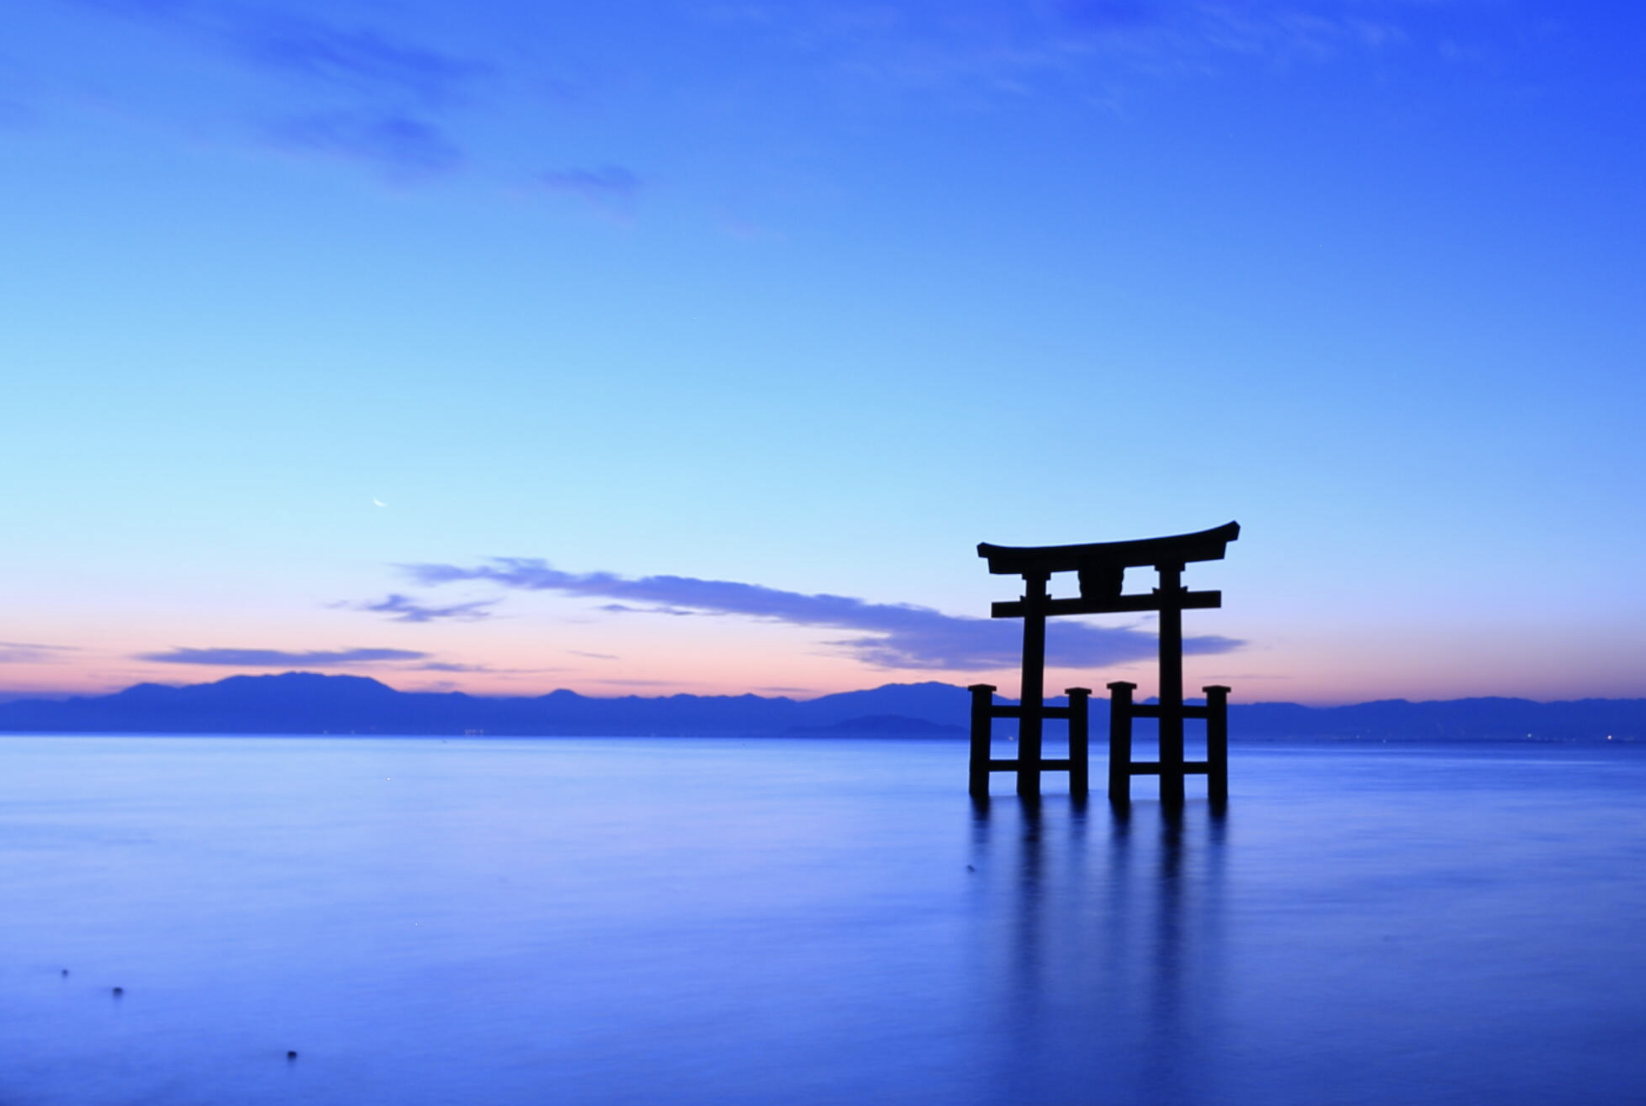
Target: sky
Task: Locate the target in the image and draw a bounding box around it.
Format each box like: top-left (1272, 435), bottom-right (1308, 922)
top-left (2, 0), bottom-right (1643, 705)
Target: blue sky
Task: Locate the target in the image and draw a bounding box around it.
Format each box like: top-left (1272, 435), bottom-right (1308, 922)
top-left (3, 0), bottom-right (1643, 702)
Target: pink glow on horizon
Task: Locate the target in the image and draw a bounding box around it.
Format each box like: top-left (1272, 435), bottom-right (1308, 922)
top-left (4, 607), bottom-right (1645, 705)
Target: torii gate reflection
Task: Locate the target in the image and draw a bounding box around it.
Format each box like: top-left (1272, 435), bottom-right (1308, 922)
top-left (966, 799), bottom-right (1230, 1103)
top-left (970, 522), bottom-right (1240, 804)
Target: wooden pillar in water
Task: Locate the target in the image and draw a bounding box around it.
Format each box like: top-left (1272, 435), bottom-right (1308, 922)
top-left (1156, 561), bottom-right (1186, 806)
top-left (1107, 680), bottom-right (1135, 802)
top-left (1067, 687), bottom-right (1091, 798)
top-left (1204, 684), bottom-right (1230, 805)
top-left (968, 684), bottom-right (996, 797)
top-left (1017, 571), bottom-right (1050, 798)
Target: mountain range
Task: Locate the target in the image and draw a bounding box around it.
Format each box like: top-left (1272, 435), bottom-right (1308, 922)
top-left (0, 672), bottom-right (1643, 742)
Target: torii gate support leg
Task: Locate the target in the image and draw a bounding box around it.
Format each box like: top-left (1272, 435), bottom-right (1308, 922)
top-left (1205, 684), bottom-right (1230, 805)
top-left (1108, 681), bottom-right (1135, 803)
top-left (1017, 572), bottom-right (1049, 799)
top-left (1067, 687), bottom-right (1091, 799)
top-left (1157, 562), bottom-right (1186, 806)
top-left (968, 683), bottom-right (996, 797)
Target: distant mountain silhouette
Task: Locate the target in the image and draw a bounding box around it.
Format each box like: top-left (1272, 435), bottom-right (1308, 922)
top-left (0, 672), bottom-right (1642, 741)
top-left (0, 673), bottom-right (974, 737)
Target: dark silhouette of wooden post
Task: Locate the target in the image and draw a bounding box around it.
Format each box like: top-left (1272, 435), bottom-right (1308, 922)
top-left (1204, 684), bottom-right (1230, 804)
top-left (1016, 571), bottom-right (1050, 797)
top-left (974, 522), bottom-right (1239, 803)
top-left (968, 683), bottom-right (995, 797)
top-left (1157, 561), bottom-right (1186, 805)
top-left (1067, 687), bottom-right (1091, 798)
top-left (1107, 680), bottom-right (1135, 803)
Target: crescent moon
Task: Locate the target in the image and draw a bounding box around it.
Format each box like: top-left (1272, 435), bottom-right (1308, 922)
top-left (372, 498), bottom-right (388, 507)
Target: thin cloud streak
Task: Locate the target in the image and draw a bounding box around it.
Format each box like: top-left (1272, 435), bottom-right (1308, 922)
top-left (0, 642), bottom-right (80, 664)
top-left (138, 646), bottom-right (428, 667)
top-left (538, 165), bottom-right (643, 218)
top-left (726, 0), bottom-right (1417, 105)
top-left (360, 593), bottom-right (496, 623)
top-left (400, 558), bottom-right (1243, 671)
top-left (70, 0), bottom-right (491, 105)
top-left (231, 10), bottom-right (490, 105)
top-left (265, 111), bottom-right (463, 178)
top-left (62, 0), bottom-right (490, 182)
top-left (600, 603), bottom-right (697, 617)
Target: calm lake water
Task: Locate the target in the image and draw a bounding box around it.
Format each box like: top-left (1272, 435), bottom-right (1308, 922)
top-left (2, 735), bottom-right (1644, 1106)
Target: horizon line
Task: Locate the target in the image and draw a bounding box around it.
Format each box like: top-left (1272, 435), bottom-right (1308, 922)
top-left (2, 670), bottom-right (1644, 710)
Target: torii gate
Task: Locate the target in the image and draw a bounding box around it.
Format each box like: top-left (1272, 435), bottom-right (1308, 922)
top-left (969, 522), bottom-right (1240, 804)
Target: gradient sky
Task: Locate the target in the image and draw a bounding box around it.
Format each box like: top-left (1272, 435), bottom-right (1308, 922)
top-left (3, 0), bottom-right (1643, 704)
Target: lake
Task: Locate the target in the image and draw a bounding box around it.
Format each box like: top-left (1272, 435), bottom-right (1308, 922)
top-left (2, 735), bottom-right (1644, 1105)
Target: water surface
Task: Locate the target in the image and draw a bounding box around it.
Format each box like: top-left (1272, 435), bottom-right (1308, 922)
top-left (2, 736), bottom-right (1643, 1105)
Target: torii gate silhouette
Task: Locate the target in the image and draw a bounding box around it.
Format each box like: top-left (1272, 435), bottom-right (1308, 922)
top-left (969, 521), bottom-right (1240, 804)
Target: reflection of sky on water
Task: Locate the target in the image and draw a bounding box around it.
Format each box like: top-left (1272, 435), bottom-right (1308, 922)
top-left (967, 797), bottom-right (1230, 1105)
top-left (2, 737), bottom-right (1645, 1105)
top-left (959, 745), bottom-right (1646, 1105)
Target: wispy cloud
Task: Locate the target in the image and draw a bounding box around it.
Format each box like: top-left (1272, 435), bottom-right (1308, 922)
top-left (61, 0), bottom-right (492, 183)
top-left (138, 646), bottom-right (428, 667)
top-left (264, 111), bottom-right (462, 179)
top-left (0, 641), bottom-right (79, 664)
top-left (538, 165), bottom-right (644, 218)
top-left (413, 661), bottom-right (567, 674)
top-left (229, 10), bottom-right (490, 105)
top-left (726, 0), bottom-right (1419, 105)
top-left (400, 558), bottom-right (1242, 671)
top-left (69, 0), bottom-right (490, 104)
top-left (63, 2), bottom-right (655, 202)
top-left (599, 602), bottom-right (697, 617)
top-left (358, 593), bottom-right (495, 623)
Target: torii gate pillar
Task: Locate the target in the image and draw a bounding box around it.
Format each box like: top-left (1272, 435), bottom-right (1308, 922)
top-left (971, 522), bottom-right (1240, 805)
